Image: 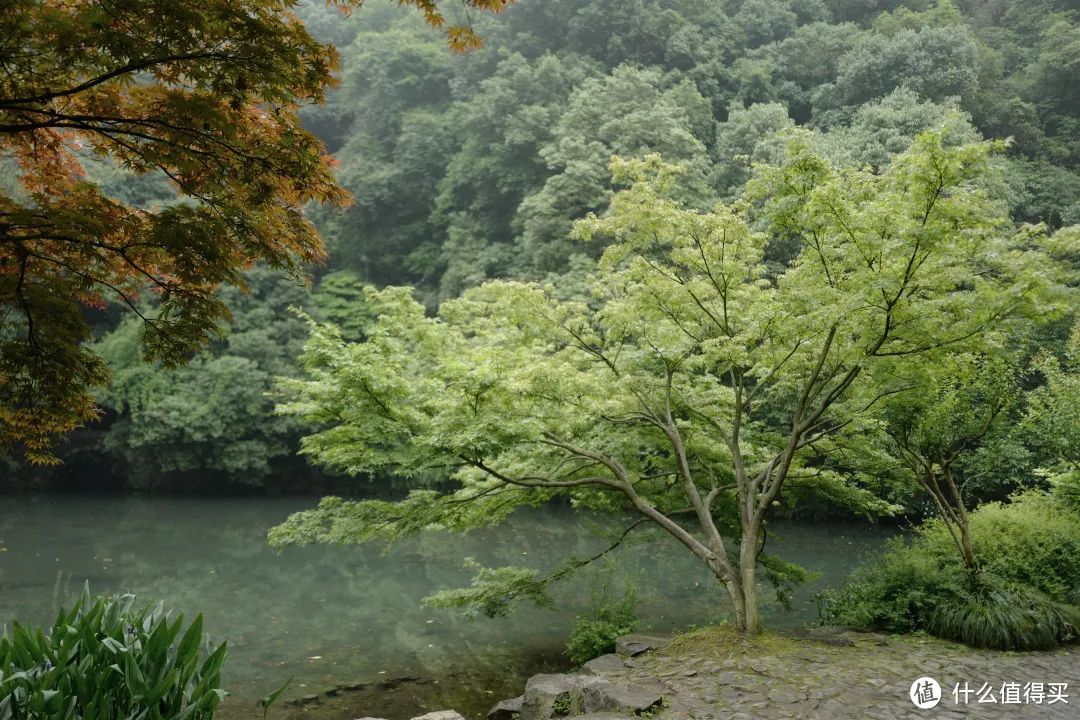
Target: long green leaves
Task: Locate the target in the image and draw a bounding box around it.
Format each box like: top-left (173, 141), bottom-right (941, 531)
top-left (0, 586), bottom-right (227, 720)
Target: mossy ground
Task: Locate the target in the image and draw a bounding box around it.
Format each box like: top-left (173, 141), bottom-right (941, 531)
top-left (663, 624), bottom-right (805, 660)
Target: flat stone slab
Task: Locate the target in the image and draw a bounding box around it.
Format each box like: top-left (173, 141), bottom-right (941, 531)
top-left (788, 625), bottom-right (890, 647)
top-left (614, 633), bottom-right (669, 657)
top-left (409, 712), bottom-right (466, 720)
top-left (582, 654), bottom-right (627, 675)
top-left (573, 675), bottom-right (663, 715)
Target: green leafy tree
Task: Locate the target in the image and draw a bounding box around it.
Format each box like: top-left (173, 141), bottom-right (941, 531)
top-left (95, 268), bottom-right (316, 488)
top-left (815, 89), bottom-right (980, 169)
top-left (712, 102), bottom-right (794, 195)
top-left (826, 25), bottom-right (979, 109)
top-left (774, 21), bottom-right (859, 121)
top-left (854, 355), bottom-right (1028, 571)
top-left (309, 0), bottom-right (1080, 302)
top-left (0, 0), bottom-right (514, 461)
top-left (733, 0), bottom-right (799, 48)
top-left (515, 65), bottom-right (713, 272)
top-left (309, 269), bottom-right (375, 341)
top-left (271, 130), bottom-right (1057, 634)
top-left (434, 52), bottom-right (598, 297)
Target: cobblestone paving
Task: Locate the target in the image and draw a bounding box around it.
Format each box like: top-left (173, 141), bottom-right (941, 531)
top-left (593, 633), bottom-right (1078, 720)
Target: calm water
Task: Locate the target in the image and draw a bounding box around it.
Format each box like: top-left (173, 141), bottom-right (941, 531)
top-left (0, 495), bottom-right (891, 719)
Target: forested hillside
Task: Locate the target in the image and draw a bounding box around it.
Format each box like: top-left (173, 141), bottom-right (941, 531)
top-left (8, 0), bottom-right (1078, 492)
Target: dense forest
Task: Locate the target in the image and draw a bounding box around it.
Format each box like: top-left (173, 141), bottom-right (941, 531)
top-left (4, 0), bottom-right (1078, 501)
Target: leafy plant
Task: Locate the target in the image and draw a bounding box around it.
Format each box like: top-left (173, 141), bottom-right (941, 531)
top-left (925, 492), bottom-right (1080, 603)
top-left (0, 586), bottom-right (228, 719)
top-left (818, 537), bottom-right (967, 633)
top-left (565, 574), bottom-right (639, 665)
top-left (1052, 471), bottom-right (1080, 515)
top-left (259, 677), bottom-right (293, 720)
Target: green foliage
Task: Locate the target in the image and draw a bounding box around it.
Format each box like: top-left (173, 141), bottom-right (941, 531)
top-left (309, 270), bottom-right (375, 341)
top-left (926, 578), bottom-right (1080, 651)
top-left (422, 559), bottom-right (555, 619)
top-left (814, 89), bottom-right (980, 170)
top-left (515, 65), bottom-right (714, 272)
top-left (820, 536), bottom-right (966, 632)
top-left (303, 0), bottom-right (1080, 303)
top-left (565, 572), bottom-right (639, 665)
top-left (259, 678), bottom-right (293, 720)
top-left (93, 268), bottom-right (314, 488)
top-left (14, 0), bottom-right (1080, 502)
top-left (551, 691), bottom-right (571, 716)
top-left (860, 353), bottom-right (1031, 508)
top-left (712, 102), bottom-right (794, 195)
top-left (1025, 321), bottom-right (1080, 487)
top-left (69, 265), bottom-right (373, 490)
top-left (758, 553), bottom-right (817, 610)
top-left (926, 493), bottom-right (1080, 603)
top-left (1053, 472), bottom-right (1080, 514)
top-left (0, 586), bottom-right (228, 719)
top-left (821, 492), bottom-right (1080, 649)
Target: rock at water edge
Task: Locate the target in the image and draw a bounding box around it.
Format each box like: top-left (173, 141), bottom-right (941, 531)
top-left (488, 695), bottom-right (524, 720)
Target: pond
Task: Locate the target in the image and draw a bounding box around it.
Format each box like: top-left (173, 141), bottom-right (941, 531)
top-left (0, 495), bottom-right (893, 719)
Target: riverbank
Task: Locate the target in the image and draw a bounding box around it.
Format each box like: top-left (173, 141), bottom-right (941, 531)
top-left (484, 627), bottom-right (1078, 720)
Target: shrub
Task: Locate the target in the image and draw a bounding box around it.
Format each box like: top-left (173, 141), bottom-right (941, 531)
top-left (923, 492), bottom-right (1080, 603)
top-left (928, 577), bottom-right (1080, 651)
top-left (0, 587), bottom-right (228, 719)
top-left (1052, 471), bottom-right (1080, 515)
top-left (818, 538), bottom-right (966, 633)
top-left (565, 582), bottom-right (639, 665)
top-left (821, 491), bottom-right (1080, 649)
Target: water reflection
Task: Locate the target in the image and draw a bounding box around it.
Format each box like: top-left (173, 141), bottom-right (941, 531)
top-left (0, 495), bottom-right (891, 719)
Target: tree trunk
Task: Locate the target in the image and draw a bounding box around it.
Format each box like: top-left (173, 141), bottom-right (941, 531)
top-left (957, 519), bottom-right (977, 572)
top-left (737, 524), bottom-right (763, 635)
top-left (722, 577), bottom-right (749, 633)
top-left (943, 466), bottom-right (978, 573)
top-left (739, 569), bottom-right (761, 635)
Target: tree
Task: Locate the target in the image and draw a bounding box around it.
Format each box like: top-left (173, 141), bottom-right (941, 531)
top-left (825, 25), bottom-right (979, 109)
top-left (94, 267), bottom-right (315, 488)
top-left (434, 52), bottom-right (598, 298)
top-left (0, 0), bottom-right (513, 462)
top-left (814, 89), bottom-right (980, 170)
top-left (711, 102), bottom-right (794, 196)
top-left (515, 65), bottom-right (713, 273)
top-left (271, 129), bottom-right (1055, 634)
top-left (855, 355), bottom-right (1026, 572)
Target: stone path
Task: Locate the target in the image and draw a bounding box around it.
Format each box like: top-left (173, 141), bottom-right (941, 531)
top-left (571, 630), bottom-right (1079, 720)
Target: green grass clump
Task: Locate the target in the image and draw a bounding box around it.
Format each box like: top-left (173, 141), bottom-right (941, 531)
top-left (928, 579), bottom-right (1080, 651)
top-left (663, 624), bottom-right (799, 659)
top-left (820, 491), bottom-right (1080, 650)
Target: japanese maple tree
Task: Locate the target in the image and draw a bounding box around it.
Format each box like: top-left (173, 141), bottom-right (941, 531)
top-left (271, 129), bottom-right (1061, 634)
top-left (0, 0), bottom-right (511, 461)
